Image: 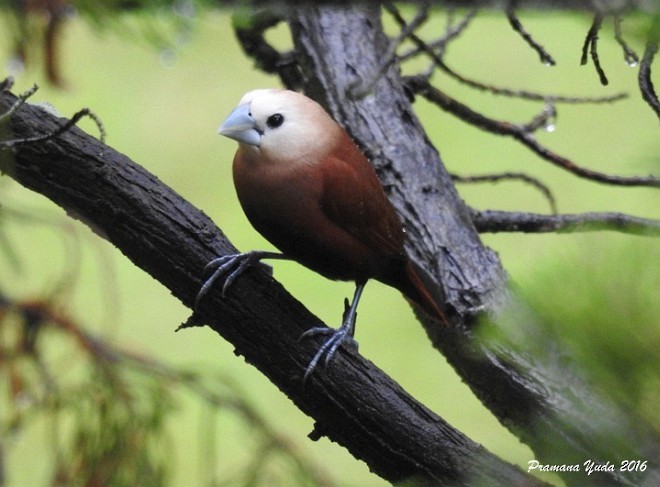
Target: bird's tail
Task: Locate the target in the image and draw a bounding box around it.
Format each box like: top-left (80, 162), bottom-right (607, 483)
top-left (397, 260), bottom-right (449, 326)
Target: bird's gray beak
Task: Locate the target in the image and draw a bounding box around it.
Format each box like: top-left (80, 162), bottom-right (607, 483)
top-left (218, 103), bottom-right (262, 147)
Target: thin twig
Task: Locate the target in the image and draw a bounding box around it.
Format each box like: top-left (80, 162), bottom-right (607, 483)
top-left (438, 57), bottom-right (626, 103)
top-left (471, 209), bottom-right (660, 236)
top-left (0, 83), bottom-right (38, 125)
top-left (0, 76), bottom-right (14, 92)
top-left (453, 172), bottom-right (558, 214)
top-left (398, 9), bottom-right (478, 62)
top-left (392, 9), bottom-right (625, 104)
top-left (396, 19), bottom-right (626, 105)
top-left (405, 76), bottom-right (660, 188)
top-left (351, 1), bottom-right (430, 99)
top-left (613, 14), bottom-right (639, 67)
top-left (520, 103), bottom-right (556, 133)
top-left (233, 9), bottom-right (303, 91)
top-left (581, 13), bottom-right (609, 85)
top-left (3, 107), bottom-right (106, 146)
top-left (506, 2), bottom-right (556, 66)
top-left (0, 82), bottom-right (106, 145)
top-left (639, 34), bottom-right (660, 122)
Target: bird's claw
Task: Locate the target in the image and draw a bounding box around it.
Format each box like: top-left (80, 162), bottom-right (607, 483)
top-left (195, 251), bottom-right (268, 310)
top-left (299, 326), bottom-right (358, 351)
top-left (300, 284), bottom-right (365, 385)
top-left (301, 324), bottom-right (358, 384)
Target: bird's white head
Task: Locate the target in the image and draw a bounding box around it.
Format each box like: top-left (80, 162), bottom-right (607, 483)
top-left (219, 89), bottom-right (341, 165)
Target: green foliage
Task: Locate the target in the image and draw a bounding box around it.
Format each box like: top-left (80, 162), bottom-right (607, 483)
top-left (0, 0), bottom-right (205, 85)
top-left (0, 285), bottom-right (334, 486)
top-left (486, 238), bottom-right (660, 437)
top-left (54, 367), bottom-right (173, 486)
top-left (521, 238), bottom-right (660, 433)
top-left (0, 192), bottom-right (332, 485)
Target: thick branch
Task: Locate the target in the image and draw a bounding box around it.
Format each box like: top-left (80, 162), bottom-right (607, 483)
top-left (0, 92), bottom-right (547, 486)
top-left (232, 9), bottom-right (303, 90)
top-left (472, 210), bottom-right (660, 236)
top-left (287, 4), bottom-right (660, 487)
top-left (639, 34), bottom-right (660, 122)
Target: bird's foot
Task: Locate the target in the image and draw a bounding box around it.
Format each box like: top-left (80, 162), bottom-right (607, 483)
top-left (300, 310), bottom-right (359, 384)
top-left (299, 284), bottom-right (365, 385)
top-left (194, 250), bottom-right (283, 309)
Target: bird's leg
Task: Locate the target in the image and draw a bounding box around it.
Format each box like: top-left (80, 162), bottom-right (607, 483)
top-left (195, 250), bottom-right (287, 309)
top-left (301, 281), bottom-right (366, 383)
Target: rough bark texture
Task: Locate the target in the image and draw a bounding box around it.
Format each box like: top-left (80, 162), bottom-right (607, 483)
top-left (288, 4), bottom-right (660, 487)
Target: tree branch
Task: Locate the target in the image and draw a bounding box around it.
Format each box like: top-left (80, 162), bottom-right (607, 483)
top-left (452, 172), bottom-right (558, 215)
top-left (0, 91), bottom-right (548, 486)
top-left (389, 5), bottom-right (627, 104)
top-left (232, 9), bottom-right (303, 91)
top-left (639, 31), bottom-right (660, 122)
top-left (581, 13), bottom-right (609, 85)
top-left (506, 1), bottom-right (556, 66)
top-left (404, 75), bottom-right (660, 188)
top-left (287, 4), bottom-right (660, 486)
top-left (472, 209), bottom-right (660, 236)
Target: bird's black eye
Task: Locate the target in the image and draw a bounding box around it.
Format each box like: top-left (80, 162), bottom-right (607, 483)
top-left (266, 113), bottom-right (284, 129)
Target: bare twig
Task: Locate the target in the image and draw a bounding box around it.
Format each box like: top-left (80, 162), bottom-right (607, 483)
top-left (0, 76), bottom-right (14, 92)
top-left (392, 11), bottom-right (626, 104)
top-left (520, 103), bottom-right (556, 133)
top-left (351, 1), bottom-right (431, 98)
top-left (405, 76), bottom-right (660, 188)
top-left (506, 2), bottom-right (556, 66)
top-left (439, 57), bottom-right (627, 103)
top-left (233, 9), bottom-right (302, 91)
top-left (398, 8), bottom-right (478, 62)
top-left (3, 107), bottom-right (106, 146)
top-left (436, 57), bottom-right (626, 103)
top-left (472, 209), bottom-right (660, 236)
top-left (0, 79), bottom-right (105, 145)
top-left (639, 33), bottom-right (660, 122)
top-left (581, 13), bottom-right (609, 85)
top-left (614, 14), bottom-right (639, 67)
top-left (453, 172), bottom-right (558, 214)
top-left (0, 82), bottom-right (38, 124)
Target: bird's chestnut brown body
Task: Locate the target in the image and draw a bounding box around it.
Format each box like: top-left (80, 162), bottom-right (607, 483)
top-left (233, 129), bottom-right (404, 284)
top-left (226, 90), bottom-right (445, 322)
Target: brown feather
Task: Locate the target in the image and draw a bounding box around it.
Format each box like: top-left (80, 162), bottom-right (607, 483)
top-left (319, 131), bottom-right (405, 260)
top-left (229, 89), bottom-right (447, 324)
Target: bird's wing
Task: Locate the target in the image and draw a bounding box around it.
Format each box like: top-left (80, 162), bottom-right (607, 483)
top-left (318, 139), bottom-right (406, 259)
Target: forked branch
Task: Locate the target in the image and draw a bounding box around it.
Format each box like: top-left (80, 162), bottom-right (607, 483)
top-left (639, 34), bottom-right (660, 121)
top-left (404, 75), bottom-right (660, 188)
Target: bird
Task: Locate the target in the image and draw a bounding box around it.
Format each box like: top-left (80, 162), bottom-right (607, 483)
top-left (196, 88), bottom-right (447, 382)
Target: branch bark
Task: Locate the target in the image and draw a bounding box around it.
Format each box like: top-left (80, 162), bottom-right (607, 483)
top-left (287, 4), bottom-right (660, 486)
top-left (472, 209), bottom-right (660, 236)
top-left (0, 92), bottom-right (548, 485)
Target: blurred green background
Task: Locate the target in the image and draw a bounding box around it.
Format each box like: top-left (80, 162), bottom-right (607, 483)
top-left (1, 7), bottom-right (659, 486)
